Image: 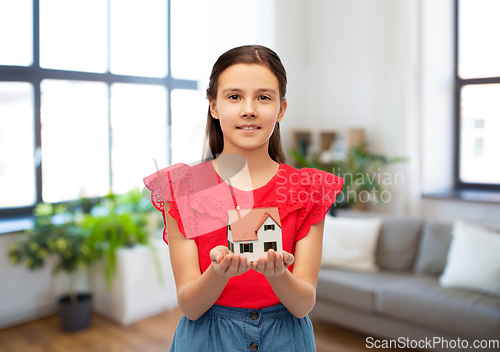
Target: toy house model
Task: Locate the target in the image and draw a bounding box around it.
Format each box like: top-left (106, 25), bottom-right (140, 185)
top-left (226, 206), bottom-right (283, 262)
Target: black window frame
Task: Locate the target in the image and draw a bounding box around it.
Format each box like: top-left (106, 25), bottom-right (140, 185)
top-left (264, 241), bottom-right (277, 252)
top-left (264, 224), bottom-right (275, 231)
top-left (241, 243), bottom-right (253, 253)
top-left (0, 0), bottom-right (197, 219)
top-left (453, 0), bottom-right (500, 192)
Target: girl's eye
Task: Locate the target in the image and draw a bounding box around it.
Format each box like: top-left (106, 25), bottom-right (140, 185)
top-left (258, 95), bottom-right (271, 101)
top-left (228, 94), bottom-right (240, 100)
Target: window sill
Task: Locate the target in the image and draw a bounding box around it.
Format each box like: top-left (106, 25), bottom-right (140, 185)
top-left (0, 216), bottom-right (34, 235)
top-left (422, 189), bottom-right (500, 204)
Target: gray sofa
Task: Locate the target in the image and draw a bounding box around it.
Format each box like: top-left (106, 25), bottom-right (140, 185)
top-left (310, 215), bottom-right (500, 352)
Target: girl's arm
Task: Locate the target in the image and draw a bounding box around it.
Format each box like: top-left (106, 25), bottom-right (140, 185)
top-left (165, 203), bottom-right (251, 321)
top-left (252, 219), bottom-right (325, 319)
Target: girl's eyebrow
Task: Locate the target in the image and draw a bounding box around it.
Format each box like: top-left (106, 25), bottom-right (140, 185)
top-left (221, 88), bottom-right (277, 95)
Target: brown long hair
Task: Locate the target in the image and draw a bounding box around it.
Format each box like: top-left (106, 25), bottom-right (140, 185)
top-left (202, 45), bottom-right (287, 164)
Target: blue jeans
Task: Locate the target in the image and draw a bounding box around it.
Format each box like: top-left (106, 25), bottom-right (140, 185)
top-left (169, 303), bottom-right (316, 352)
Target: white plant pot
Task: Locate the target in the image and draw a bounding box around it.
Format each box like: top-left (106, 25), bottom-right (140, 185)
top-left (91, 239), bottom-right (177, 326)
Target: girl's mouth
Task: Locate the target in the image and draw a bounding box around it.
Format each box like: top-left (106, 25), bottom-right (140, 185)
top-left (237, 126), bottom-right (260, 130)
top-left (237, 126), bottom-right (260, 134)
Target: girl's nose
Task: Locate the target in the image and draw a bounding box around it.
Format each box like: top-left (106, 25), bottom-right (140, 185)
top-left (241, 101), bottom-right (257, 118)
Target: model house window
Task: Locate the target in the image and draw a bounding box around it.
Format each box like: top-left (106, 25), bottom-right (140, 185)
top-left (454, 0), bottom-right (500, 190)
top-left (0, 0), bottom-right (197, 216)
top-left (228, 224), bottom-right (231, 231)
top-left (264, 224), bottom-right (275, 231)
top-left (240, 243), bottom-right (253, 253)
top-left (264, 242), bottom-right (277, 252)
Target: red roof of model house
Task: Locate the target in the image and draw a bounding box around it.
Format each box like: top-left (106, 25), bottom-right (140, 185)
top-left (228, 207), bottom-right (282, 242)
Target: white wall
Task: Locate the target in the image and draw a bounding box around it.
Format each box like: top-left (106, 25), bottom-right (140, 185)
top-left (275, 0), bottom-right (499, 224)
top-left (276, 0), bottom-right (406, 150)
top-left (276, 0), bottom-right (421, 215)
top-left (420, 0), bottom-right (455, 194)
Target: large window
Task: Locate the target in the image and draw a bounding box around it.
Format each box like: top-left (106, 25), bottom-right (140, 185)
top-left (0, 0), bottom-right (197, 217)
top-left (455, 0), bottom-right (500, 190)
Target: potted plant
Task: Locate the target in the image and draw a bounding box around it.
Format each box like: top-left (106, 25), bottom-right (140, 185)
top-left (290, 141), bottom-right (406, 214)
top-left (84, 189), bottom-right (162, 291)
top-left (8, 203), bottom-right (101, 332)
top-left (85, 189), bottom-right (168, 326)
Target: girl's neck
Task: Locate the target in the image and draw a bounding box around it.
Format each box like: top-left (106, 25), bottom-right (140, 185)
top-left (219, 142), bottom-right (278, 175)
top-left (214, 142), bottom-right (280, 190)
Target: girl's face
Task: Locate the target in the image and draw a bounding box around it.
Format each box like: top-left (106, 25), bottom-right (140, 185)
top-left (209, 63), bottom-right (287, 154)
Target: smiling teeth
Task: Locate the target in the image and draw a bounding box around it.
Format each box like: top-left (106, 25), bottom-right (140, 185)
top-left (241, 127), bottom-right (258, 130)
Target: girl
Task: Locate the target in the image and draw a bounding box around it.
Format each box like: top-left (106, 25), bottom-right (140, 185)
top-left (144, 45), bottom-right (343, 352)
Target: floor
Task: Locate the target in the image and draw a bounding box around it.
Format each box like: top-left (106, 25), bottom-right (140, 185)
top-left (0, 308), bottom-right (412, 352)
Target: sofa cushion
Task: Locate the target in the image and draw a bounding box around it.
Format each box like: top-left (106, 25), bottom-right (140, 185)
top-left (322, 216), bottom-right (382, 272)
top-left (375, 275), bottom-right (500, 341)
top-left (440, 220), bottom-right (500, 297)
top-left (316, 268), bottom-right (408, 313)
top-left (376, 218), bottom-right (423, 271)
top-left (413, 221), bottom-right (453, 275)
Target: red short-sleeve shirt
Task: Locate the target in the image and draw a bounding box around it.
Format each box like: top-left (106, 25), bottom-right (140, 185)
top-left (143, 161), bottom-right (343, 309)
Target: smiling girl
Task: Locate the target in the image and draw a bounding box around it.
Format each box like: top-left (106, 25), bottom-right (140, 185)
top-left (144, 45), bottom-right (344, 351)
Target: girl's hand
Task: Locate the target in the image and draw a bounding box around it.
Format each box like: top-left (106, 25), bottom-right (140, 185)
top-left (210, 245), bottom-right (251, 277)
top-left (251, 249), bottom-right (295, 277)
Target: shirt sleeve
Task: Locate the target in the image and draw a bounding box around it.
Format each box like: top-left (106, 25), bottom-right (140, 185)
top-left (143, 163), bottom-right (192, 244)
top-left (295, 168), bottom-right (344, 242)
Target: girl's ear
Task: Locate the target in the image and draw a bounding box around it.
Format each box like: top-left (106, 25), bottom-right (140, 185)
top-left (209, 101), bottom-right (219, 119)
top-left (277, 99), bottom-right (287, 123)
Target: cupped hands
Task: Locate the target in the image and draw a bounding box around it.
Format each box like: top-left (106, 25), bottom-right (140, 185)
top-left (210, 245), bottom-right (295, 278)
top-left (251, 249), bottom-right (295, 277)
top-left (210, 245), bottom-right (251, 277)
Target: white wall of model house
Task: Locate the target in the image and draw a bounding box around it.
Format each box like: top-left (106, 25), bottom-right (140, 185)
top-left (228, 216), bottom-right (283, 262)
